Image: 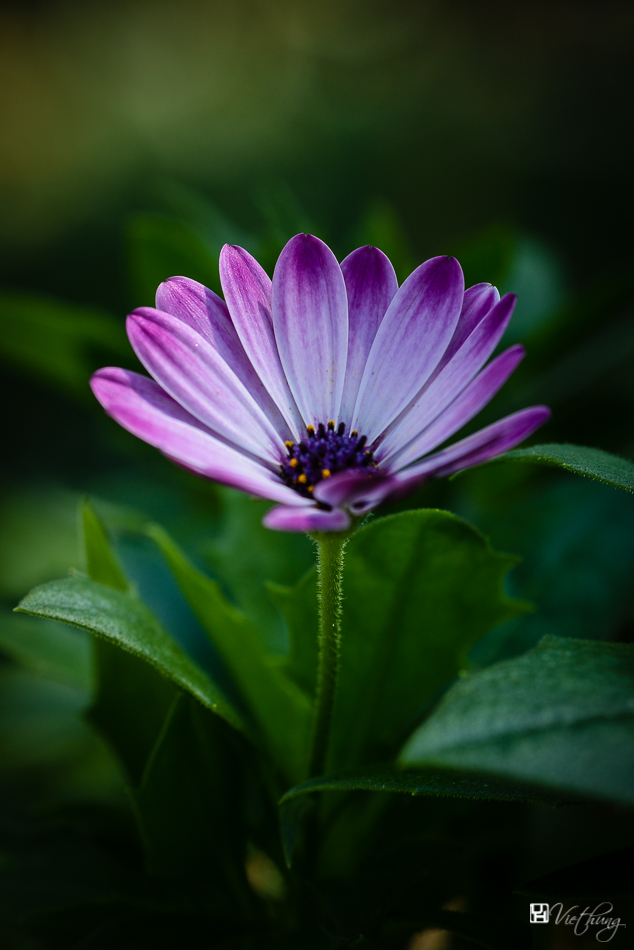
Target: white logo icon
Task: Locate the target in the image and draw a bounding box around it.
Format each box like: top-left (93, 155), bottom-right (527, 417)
top-left (530, 903), bottom-right (550, 924)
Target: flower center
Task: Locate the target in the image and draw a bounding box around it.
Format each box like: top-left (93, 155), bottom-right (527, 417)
top-left (281, 421), bottom-right (377, 497)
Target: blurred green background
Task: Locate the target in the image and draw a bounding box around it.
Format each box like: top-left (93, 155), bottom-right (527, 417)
top-left (0, 3), bottom-right (634, 943)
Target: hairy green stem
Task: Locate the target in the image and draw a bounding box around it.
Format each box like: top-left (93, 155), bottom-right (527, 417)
top-left (307, 533), bottom-right (347, 779)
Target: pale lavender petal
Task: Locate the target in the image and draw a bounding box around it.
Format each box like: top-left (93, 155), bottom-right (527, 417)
top-left (156, 276), bottom-right (294, 442)
top-left (339, 246), bottom-right (398, 424)
top-left (272, 234), bottom-right (348, 427)
top-left (392, 406), bottom-right (551, 491)
top-left (313, 469), bottom-right (397, 513)
top-left (156, 276), bottom-right (233, 346)
top-left (352, 256), bottom-right (464, 442)
top-left (90, 368), bottom-right (307, 506)
top-left (440, 282), bottom-right (500, 367)
top-left (127, 308), bottom-right (283, 464)
top-left (378, 294), bottom-right (517, 464)
top-left (262, 505), bottom-right (351, 533)
top-left (388, 345), bottom-right (525, 470)
top-left (219, 245), bottom-right (303, 439)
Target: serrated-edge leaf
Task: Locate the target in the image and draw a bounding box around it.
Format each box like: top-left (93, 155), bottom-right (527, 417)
top-left (328, 509), bottom-right (528, 771)
top-left (15, 576), bottom-right (247, 735)
top-left (500, 443), bottom-right (634, 493)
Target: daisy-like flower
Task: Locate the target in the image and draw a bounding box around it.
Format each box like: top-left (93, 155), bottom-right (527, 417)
top-left (91, 234), bottom-right (550, 533)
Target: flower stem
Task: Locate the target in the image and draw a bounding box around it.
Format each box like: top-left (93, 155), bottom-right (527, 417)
top-left (308, 532), bottom-right (347, 779)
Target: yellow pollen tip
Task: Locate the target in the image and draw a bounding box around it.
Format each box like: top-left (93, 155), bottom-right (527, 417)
top-left (351, 430), bottom-right (358, 437)
top-left (308, 485), bottom-right (314, 492)
top-left (306, 425), bottom-right (315, 435)
top-left (365, 449), bottom-right (371, 454)
top-left (290, 458), bottom-right (299, 468)
top-left (327, 420), bottom-right (335, 430)
top-left (321, 469), bottom-right (331, 478)
top-left (298, 474), bottom-right (308, 484)
top-left (284, 440), bottom-right (293, 449)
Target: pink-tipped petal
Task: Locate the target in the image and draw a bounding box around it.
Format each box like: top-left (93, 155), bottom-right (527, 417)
top-left (440, 282), bottom-right (500, 367)
top-left (393, 406), bottom-right (551, 489)
top-left (339, 246), bottom-right (398, 424)
top-left (91, 368), bottom-right (307, 506)
top-left (155, 276), bottom-right (293, 442)
top-left (272, 234), bottom-right (348, 427)
top-left (352, 256), bottom-right (464, 442)
top-left (127, 308), bottom-right (284, 464)
top-left (262, 504), bottom-right (351, 533)
top-left (313, 469), bottom-right (397, 513)
top-left (388, 345), bottom-right (526, 470)
top-left (220, 245), bottom-right (303, 439)
top-left (378, 294), bottom-right (517, 464)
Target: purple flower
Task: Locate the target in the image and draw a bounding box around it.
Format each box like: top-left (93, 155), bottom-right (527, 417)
top-left (91, 235), bottom-right (550, 532)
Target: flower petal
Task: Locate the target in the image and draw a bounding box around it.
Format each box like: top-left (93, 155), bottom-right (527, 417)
top-left (388, 345), bottom-right (525, 470)
top-left (393, 406), bottom-right (551, 490)
top-left (378, 294), bottom-right (517, 464)
top-left (339, 246), bottom-right (398, 424)
top-left (91, 367), bottom-right (307, 506)
top-left (352, 256), bottom-right (464, 442)
top-left (156, 276), bottom-right (232, 345)
top-left (263, 504), bottom-right (351, 533)
top-left (272, 234), bottom-right (348, 427)
top-left (156, 276), bottom-right (293, 442)
top-left (127, 308), bottom-right (283, 464)
top-left (440, 282), bottom-right (500, 367)
top-left (219, 245), bottom-right (303, 439)
top-left (313, 469), bottom-right (397, 512)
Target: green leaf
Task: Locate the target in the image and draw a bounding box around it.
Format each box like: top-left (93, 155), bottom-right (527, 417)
top-left (280, 766), bottom-right (574, 807)
top-left (127, 214), bottom-right (222, 304)
top-left (81, 500), bottom-right (179, 783)
top-left (400, 636), bottom-right (634, 805)
top-left (0, 292), bottom-right (128, 397)
top-left (0, 612), bottom-right (92, 693)
top-left (467, 476), bottom-right (634, 664)
top-left (278, 763), bottom-right (573, 865)
top-left (81, 499), bottom-right (129, 592)
top-left (203, 488), bottom-right (314, 653)
top-left (329, 510), bottom-right (525, 770)
top-left (499, 443), bottom-right (634, 493)
top-left (146, 523), bottom-right (312, 782)
top-left (15, 576), bottom-right (245, 735)
top-left (136, 693), bottom-right (251, 901)
top-left (89, 639), bottom-right (178, 786)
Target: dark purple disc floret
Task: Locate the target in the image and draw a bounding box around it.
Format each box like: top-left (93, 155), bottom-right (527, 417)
top-left (281, 421), bottom-right (377, 498)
